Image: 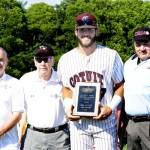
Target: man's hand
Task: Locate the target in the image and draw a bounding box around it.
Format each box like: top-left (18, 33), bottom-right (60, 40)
top-left (0, 127), bottom-right (5, 136)
top-left (0, 112), bottom-right (22, 137)
top-left (93, 105), bottom-right (112, 120)
top-left (66, 105), bottom-right (81, 121)
top-left (18, 112), bottom-right (27, 145)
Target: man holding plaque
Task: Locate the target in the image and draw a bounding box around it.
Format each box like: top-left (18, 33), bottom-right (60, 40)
top-left (58, 12), bottom-right (124, 150)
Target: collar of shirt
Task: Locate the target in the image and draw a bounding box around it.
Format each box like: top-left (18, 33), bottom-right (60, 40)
top-left (35, 69), bottom-right (60, 85)
top-left (0, 73), bottom-right (7, 81)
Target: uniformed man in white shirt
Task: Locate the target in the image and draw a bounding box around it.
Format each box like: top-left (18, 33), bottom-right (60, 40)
top-left (124, 27), bottom-right (150, 150)
top-left (19, 45), bottom-right (70, 150)
top-left (0, 47), bottom-right (24, 150)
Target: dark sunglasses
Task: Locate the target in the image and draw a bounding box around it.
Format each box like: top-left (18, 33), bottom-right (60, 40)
top-left (35, 56), bottom-right (52, 63)
top-left (76, 18), bottom-right (96, 26)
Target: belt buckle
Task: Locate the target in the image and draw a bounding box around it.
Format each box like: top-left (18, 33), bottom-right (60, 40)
top-left (42, 128), bottom-right (49, 132)
top-left (132, 116), bottom-right (137, 120)
top-left (54, 126), bottom-right (59, 132)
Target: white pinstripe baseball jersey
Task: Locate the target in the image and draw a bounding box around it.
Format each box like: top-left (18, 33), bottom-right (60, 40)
top-left (58, 45), bottom-right (123, 105)
top-left (57, 45), bottom-right (124, 150)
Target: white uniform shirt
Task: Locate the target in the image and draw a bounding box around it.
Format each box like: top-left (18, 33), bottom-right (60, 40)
top-left (124, 55), bottom-right (150, 115)
top-left (0, 74), bottom-right (24, 150)
top-left (20, 69), bottom-right (67, 128)
top-left (57, 45), bottom-right (124, 131)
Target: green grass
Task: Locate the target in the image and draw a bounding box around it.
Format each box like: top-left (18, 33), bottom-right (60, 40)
top-left (123, 144), bottom-right (127, 150)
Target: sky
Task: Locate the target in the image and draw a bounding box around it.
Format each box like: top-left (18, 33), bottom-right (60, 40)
top-left (19, 0), bottom-right (63, 8)
top-left (19, 0), bottom-right (150, 8)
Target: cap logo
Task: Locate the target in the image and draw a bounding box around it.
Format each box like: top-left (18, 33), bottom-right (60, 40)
top-left (82, 16), bottom-right (89, 25)
top-left (135, 31), bottom-right (150, 37)
top-left (39, 45), bottom-right (47, 50)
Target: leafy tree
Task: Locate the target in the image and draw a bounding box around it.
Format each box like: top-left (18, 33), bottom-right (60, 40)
top-left (26, 3), bottom-right (57, 47)
top-left (0, 0), bottom-right (28, 77)
top-left (0, 0), bottom-right (27, 54)
top-left (57, 0), bottom-right (150, 61)
top-left (0, 0), bottom-right (150, 78)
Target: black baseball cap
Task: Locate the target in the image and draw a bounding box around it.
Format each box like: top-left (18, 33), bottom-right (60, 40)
top-left (75, 12), bottom-right (97, 29)
top-left (34, 45), bottom-right (55, 57)
top-left (134, 27), bottom-right (150, 43)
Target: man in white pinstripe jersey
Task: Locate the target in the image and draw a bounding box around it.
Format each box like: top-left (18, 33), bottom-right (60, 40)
top-left (57, 12), bottom-right (124, 150)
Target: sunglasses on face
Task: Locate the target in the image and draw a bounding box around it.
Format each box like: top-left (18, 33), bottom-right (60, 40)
top-left (35, 56), bottom-right (52, 63)
top-left (76, 18), bottom-right (96, 26)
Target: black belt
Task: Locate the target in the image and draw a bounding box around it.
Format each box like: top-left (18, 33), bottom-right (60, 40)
top-left (27, 123), bottom-right (68, 133)
top-left (127, 115), bottom-right (150, 122)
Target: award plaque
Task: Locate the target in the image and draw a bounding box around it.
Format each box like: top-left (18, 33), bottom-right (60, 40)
top-left (73, 82), bottom-right (101, 116)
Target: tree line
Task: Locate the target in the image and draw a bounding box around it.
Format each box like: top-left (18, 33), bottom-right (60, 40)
top-left (0, 0), bottom-right (150, 78)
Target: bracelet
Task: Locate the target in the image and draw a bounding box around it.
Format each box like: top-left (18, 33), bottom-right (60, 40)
top-left (108, 95), bottom-right (122, 111)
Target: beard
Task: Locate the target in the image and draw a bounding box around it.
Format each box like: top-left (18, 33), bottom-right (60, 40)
top-left (77, 35), bottom-right (96, 48)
